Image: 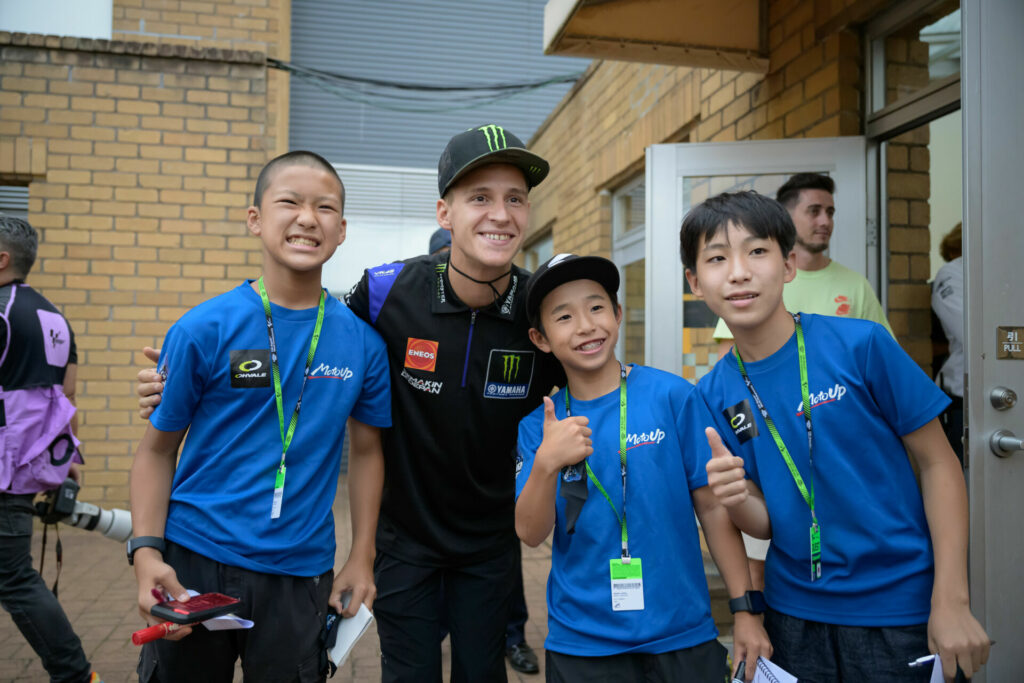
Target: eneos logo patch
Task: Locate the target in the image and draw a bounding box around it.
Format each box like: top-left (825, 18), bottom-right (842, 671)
top-left (404, 337), bottom-right (439, 372)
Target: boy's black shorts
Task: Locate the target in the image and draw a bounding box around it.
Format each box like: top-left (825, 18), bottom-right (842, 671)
top-left (765, 607), bottom-right (960, 683)
top-left (545, 638), bottom-right (727, 683)
top-left (138, 541), bottom-right (332, 683)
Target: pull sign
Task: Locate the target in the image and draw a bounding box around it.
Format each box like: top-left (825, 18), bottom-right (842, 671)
top-left (997, 327), bottom-right (1024, 359)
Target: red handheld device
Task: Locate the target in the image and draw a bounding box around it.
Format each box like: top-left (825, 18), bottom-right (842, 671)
top-left (149, 592), bottom-right (241, 625)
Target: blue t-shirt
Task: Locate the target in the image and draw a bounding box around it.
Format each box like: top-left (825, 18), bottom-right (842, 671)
top-left (151, 282), bottom-right (391, 576)
top-left (516, 365), bottom-right (718, 656)
top-left (693, 313), bottom-right (949, 626)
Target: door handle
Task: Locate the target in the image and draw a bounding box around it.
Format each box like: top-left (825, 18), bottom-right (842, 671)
top-left (990, 429), bottom-right (1024, 457)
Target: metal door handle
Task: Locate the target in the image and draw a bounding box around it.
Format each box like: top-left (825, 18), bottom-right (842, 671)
top-left (990, 386), bottom-right (1018, 410)
top-left (990, 429), bottom-right (1024, 457)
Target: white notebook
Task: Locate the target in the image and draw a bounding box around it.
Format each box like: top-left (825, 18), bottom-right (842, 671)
top-left (753, 656), bottom-right (797, 683)
top-left (326, 603), bottom-right (374, 668)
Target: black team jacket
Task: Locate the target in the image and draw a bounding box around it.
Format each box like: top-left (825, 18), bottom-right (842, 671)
top-left (345, 252), bottom-right (564, 566)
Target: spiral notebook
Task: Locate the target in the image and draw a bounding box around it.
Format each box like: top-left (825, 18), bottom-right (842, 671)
top-left (753, 657), bottom-right (797, 683)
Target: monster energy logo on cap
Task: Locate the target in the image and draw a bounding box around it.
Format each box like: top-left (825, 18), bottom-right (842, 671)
top-left (437, 123), bottom-right (550, 197)
top-left (478, 124), bottom-right (508, 151)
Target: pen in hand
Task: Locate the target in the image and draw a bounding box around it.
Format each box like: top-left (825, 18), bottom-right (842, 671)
top-left (731, 659), bottom-right (746, 683)
top-left (131, 588), bottom-right (181, 645)
top-left (908, 641), bottom-right (996, 668)
top-left (131, 621), bottom-right (182, 645)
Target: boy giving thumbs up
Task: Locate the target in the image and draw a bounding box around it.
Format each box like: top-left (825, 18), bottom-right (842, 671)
top-left (513, 254), bottom-right (770, 682)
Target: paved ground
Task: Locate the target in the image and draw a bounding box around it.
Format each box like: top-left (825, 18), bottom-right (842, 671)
top-left (0, 476), bottom-right (732, 682)
top-left (0, 477), bottom-right (553, 682)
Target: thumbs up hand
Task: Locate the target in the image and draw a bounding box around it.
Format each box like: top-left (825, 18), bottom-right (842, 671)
top-left (704, 427), bottom-right (749, 507)
top-left (536, 396), bottom-right (593, 474)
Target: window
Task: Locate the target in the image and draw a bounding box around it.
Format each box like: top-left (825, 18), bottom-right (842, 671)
top-left (523, 231), bottom-right (553, 273)
top-left (612, 177), bottom-right (645, 240)
top-left (0, 1), bottom-right (113, 40)
top-left (0, 186), bottom-right (29, 220)
top-left (612, 176), bottom-right (646, 365)
top-left (865, 0), bottom-right (961, 137)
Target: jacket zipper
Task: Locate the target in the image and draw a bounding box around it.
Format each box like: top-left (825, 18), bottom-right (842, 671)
top-left (461, 310), bottom-right (477, 388)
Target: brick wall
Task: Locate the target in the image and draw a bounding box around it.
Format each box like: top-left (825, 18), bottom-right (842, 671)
top-left (0, 33), bottom-right (270, 506)
top-left (883, 34), bottom-right (933, 370)
top-left (112, 0), bottom-right (290, 155)
top-left (529, 0), bottom-right (935, 376)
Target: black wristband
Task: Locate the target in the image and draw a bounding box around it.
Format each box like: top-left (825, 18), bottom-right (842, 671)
top-left (729, 590), bottom-right (767, 614)
top-left (126, 536), bottom-right (166, 566)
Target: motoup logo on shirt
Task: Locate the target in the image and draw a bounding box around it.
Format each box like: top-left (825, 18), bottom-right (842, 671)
top-left (310, 362), bottom-right (354, 380)
top-left (625, 428), bottom-right (666, 448)
top-left (229, 349), bottom-right (271, 388)
top-left (795, 383), bottom-right (847, 416)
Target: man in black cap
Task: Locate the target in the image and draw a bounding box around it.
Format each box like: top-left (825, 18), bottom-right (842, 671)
top-left (344, 124), bottom-right (561, 681)
top-left (137, 125), bottom-right (560, 681)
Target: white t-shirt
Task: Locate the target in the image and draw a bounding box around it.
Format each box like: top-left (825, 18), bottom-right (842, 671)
top-left (931, 257), bottom-right (963, 397)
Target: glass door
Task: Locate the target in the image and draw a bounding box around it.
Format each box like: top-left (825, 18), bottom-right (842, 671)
top-left (645, 137), bottom-right (868, 378)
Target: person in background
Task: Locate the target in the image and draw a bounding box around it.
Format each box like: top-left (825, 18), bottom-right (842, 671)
top-left (429, 227), bottom-right (452, 256)
top-left (0, 215), bottom-right (103, 683)
top-left (931, 223), bottom-right (964, 464)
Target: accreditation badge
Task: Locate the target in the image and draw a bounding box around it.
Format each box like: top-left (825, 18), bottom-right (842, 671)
top-left (609, 558), bottom-right (644, 611)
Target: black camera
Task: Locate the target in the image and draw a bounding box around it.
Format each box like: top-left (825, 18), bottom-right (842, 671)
top-left (35, 477), bottom-right (133, 543)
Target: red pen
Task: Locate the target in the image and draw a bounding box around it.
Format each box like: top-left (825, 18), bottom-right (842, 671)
top-left (132, 621), bottom-right (181, 645)
top-left (132, 588), bottom-right (178, 645)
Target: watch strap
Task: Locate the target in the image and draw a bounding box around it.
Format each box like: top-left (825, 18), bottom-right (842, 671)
top-left (729, 590), bottom-right (766, 614)
top-left (127, 536), bottom-right (166, 565)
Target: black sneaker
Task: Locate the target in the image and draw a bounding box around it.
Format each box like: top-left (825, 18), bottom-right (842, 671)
top-left (506, 641), bottom-right (540, 675)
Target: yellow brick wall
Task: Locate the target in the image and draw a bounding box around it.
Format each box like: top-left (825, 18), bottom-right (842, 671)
top-left (530, 0), bottom-right (934, 374)
top-left (0, 33), bottom-right (270, 506)
top-left (883, 34), bottom-right (933, 371)
top-left (112, 0), bottom-right (290, 155)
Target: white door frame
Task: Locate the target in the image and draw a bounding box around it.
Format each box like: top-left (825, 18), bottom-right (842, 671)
top-left (963, 1), bottom-right (1024, 678)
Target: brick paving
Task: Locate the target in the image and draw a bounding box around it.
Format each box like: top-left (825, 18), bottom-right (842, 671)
top-left (1, 477), bottom-right (732, 682)
top-left (0, 479), bottom-right (553, 682)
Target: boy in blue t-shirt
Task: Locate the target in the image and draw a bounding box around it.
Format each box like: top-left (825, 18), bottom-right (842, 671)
top-left (679, 190), bottom-right (989, 681)
top-left (129, 151), bottom-right (391, 683)
top-left (515, 253), bottom-right (771, 682)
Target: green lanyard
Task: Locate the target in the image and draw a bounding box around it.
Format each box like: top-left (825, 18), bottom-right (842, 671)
top-left (257, 277), bottom-right (325, 519)
top-left (733, 313), bottom-right (821, 580)
top-left (564, 364), bottom-right (631, 561)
